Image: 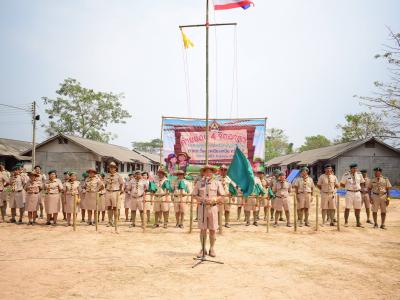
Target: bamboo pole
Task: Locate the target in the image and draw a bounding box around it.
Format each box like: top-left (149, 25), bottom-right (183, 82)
top-left (315, 194), bottom-right (319, 231)
top-left (159, 117), bottom-right (164, 165)
top-left (95, 192), bottom-right (99, 231)
top-left (142, 194), bottom-right (146, 232)
top-left (336, 194), bottom-right (340, 231)
top-left (73, 194), bottom-right (77, 231)
top-left (293, 193), bottom-right (297, 232)
top-left (189, 195), bottom-right (194, 233)
top-left (218, 201), bottom-right (223, 235)
top-left (114, 194), bottom-right (119, 233)
top-left (266, 199), bottom-right (270, 233)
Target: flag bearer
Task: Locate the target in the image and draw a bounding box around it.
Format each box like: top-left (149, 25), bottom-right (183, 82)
top-left (61, 171), bottom-right (70, 221)
top-left (257, 170), bottom-right (269, 221)
top-left (98, 173), bottom-right (107, 222)
top-left (293, 167), bottom-right (314, 227)
top-left (173, 170), bottom-right (191, 228)
top-left (82, 168), bottom-right (104, 225)
top-left (44, 170), bottom-right (63, 225)
top-left (192, 165), bottom-right (225, 258)
top-left (245, 172), bottom-right (264, 226)
top-left (33, 165), bottom-right (46, 219)
top-left (127, 171), bottom-right (147, 228)
top-left (124, 173), bottom-right (134, 222)
top-left (340, 163), bottom-right (365, 227)
top-left (9, 165), bottom-right (27, 224)
top-left (368, 167), bottom-right (392, 229)
top-left (24, 172), bottom-right (41, 225)
top-left (152, 168), bottom-right (173, 228)
top-left (104, 162), bottom-right (124, 227)
top-left (360, 170), bottom-right (372, 224)
top-left (272, 171), bottom-right (292, 227)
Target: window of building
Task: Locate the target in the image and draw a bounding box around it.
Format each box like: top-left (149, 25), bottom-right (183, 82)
top-left (127, 163), bottom-right (131, 173)
top-left (95, 161), bottom-right (101, 173)
top-left (120, 163), bottom-right (125, 173)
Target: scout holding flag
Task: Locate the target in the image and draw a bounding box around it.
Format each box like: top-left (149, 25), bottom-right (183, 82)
top-left (217, 165), bottom-right (237, 228)
top-left (127, 171), bottom-right (148, 228)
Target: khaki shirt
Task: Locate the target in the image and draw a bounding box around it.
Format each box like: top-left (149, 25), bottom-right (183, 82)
top-left (83, 176), bottom-right (104, 193)
top-left (217, 175), bottom-right (234, 195)
top-left (293, 176), bottom-right (314, 193)
top-left (192, 177), bottom-right (225, 202)
top-left (35, 174), bottom-right (46, 189)
top-left (272, 180), bottom-right (291, 197)
top-left (104, 173), bottom-right (124, 192)
top-left (368, 176), bottom-right (391, 195)
top-left (45, 179), bottom-right (63, 194)
top-left (24, 179), bottom-right (41, 193)
top-left (10, 174), bottom-right (26, 192)
top-left (340, 172), bottom-right (365, 191)
top-left (154, 177), bottom-right (170, 196)
top-left (0, 172), bottom-right (9, 190)
top-left (127, 179), bottom-right (147, 197)
top-left (361, 177), bottom-right (370, 193)
top-left (317, 174), bottom-right (339, 193)
top-left (64, 181), bottom-right (81, 195)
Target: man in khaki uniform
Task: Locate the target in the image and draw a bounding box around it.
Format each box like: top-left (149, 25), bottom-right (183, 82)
top-left (173, 170), bottom-right (191, 228)
top-left (317, 164), bottom-right (339, 226)
top-left (9, 165), bottom-right (27, 223)
top-left (0, 164), bottom-right (9, 222)
top-left (360, 170), bottom-right (372, 224)
top-left (124, 173), bottom-right (134, 222)
top-left (272, 171), bottom-right (292, 227)
top-left (104, 162), bottom-right (124, 227)
top-left (152, 168), bottom-right (173, 228)
top-left (293, 167), bottom-right (314, 227)
top-left (216, 165), bottom-right (236, 228)
top-left (270, 169), bottom-right (284, 222)
top-left (82, 168), bottom-right (104, 225)
top-left (192, 165), bottom-right (225, 258)
top-left (340, 163), bottom-right (365, 227)
top-left (368, 167), bottom-right (392, 229)
top-left (127, 171), bottom-right (147, 228)
top-left (34, 165), bottom-right (46, 220)
top-left (257, 171), bottom-right (269, 221)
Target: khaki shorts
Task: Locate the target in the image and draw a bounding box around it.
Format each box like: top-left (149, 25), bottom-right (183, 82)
top-left (130, 196), bottom-right (144, 211)
top-left (153, 196), bottom-right (170, 212)
top-left (371, 194), bottom-right (388, 213)
top-left (9, 191), bottom-right (24, 209)
top-left (361, 193), bottom-right (371, 209)
top-left (198, 204), bottom-right (218, 231)
top-left (244, 197), bottom-right (259, 212)
top-left (345, 191), bottom-right (362, 209)
top-left (321, 192), bottom-right (336, 210)
top-left (297, 193), bottom-right (312, 209)
top-left (105, 191), bottom-right (120, 208)
top-left (273, 196), bottom-right (289, 211)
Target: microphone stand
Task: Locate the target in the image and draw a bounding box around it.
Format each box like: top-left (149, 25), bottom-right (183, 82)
top-left (192, 177), bottom-right (224, 268)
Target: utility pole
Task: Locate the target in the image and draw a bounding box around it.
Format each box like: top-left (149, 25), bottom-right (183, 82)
top-left (31, 101), bottom-right (37, 168)
top-left (179, 0), bottom-right (237, 164)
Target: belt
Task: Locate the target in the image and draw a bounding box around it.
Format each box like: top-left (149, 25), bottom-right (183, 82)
top-left (373, 192), bottom-right (386, 196)
top-left (47, 192), bottom-right (60, 194)
top-left (28, 192), bottom-right (39, 194)
top-left (14, 190), bottom-right (23, 193)
top-left (298, 192), bottom-right (311, 194)
top-left (107, 190), bottom-right (120, 192)
top-left (322, 191), bottom-right (334, 193)
top-left (347, 190), bottom-right (360, 192)
top-left (276, 195), bottom-right (287, 198)
top-left (132, 195), bottom-right (143, 198)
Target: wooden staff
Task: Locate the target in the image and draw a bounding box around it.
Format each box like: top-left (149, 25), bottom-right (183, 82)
top-left (336, 194), bottom-right (340, 231)
top-left (141, 194), bottom-right (146, 232)
top-left (73, 194), bottom-right (77, 231)
top-left (315, 194), bottom-right (319, 231)
top-left (293, 193), bottom-right (297, 232)
top-left (218, 198), bottom-right (223, 235)
top-left (266, 198), bottom-right (270, 233)
top-left (95, 192), bottom-right (99, 231)
top-left (189, 195), bottom-right (194, 233)
top-left (114, 193), bottom-right (119, 233)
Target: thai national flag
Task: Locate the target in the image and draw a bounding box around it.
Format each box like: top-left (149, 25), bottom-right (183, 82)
top-left (214, 0), bottom-right (254, 10)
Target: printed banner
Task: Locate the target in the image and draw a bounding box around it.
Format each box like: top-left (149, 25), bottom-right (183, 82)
top-left (162, 117), bottom-right (266, 174)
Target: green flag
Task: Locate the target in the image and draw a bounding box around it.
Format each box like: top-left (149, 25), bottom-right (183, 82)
top-left (177, 179), bottom-right (189, 193)
top-left (148, 181), bottom-right (158, 193)
top-left (227, 147), bottom-right (255, 197)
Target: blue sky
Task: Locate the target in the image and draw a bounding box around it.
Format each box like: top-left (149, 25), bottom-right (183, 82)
top-left (0, 0), bottom-right (399, 148)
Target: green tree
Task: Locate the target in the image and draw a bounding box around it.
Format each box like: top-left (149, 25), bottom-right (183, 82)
top-left (132, 138), bottom-right (163, 154)
top-left (43, 78), bottom-right (131, 143)
top-left (336, 112), bottom-right (394, 143)
top-left (299, 135), bottom-right (331, 152)
top-left (355, 28), bottom-right (400, 143)
top-left (265, 128), bottom-right (292, 161)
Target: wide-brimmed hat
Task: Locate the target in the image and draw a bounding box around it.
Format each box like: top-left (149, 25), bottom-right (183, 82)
top-left (157, 168), bottom-right (167, 175)
top-left (349, 163), bottom-right (358, 168)
top-left (87, 168), bottom-right (97, 174)
top-left (108, 162), bottom-right (118, 169)
top-left (219, 164), bottom-right (228, 170)
top-left (176, 152), bottom-right (190, 160)
top-left (133, 170), bottom-right (141, 175)
top-left (175, 170), bottom-right (185, 176)
top-left (200, 164), bottom-right (216, 173)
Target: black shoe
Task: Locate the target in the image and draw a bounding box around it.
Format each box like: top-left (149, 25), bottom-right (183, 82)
top-left (179, 224), bottom-right (184, 229)
top-left (330, 222), bottom-right (335, 226)
top-left (380, 225), bottom-right (386, 230)
top-left (17, 220), bottom-right (23, 224)
top-left (245, 222), bottom-right (250, 226)
top-left (175, 224), bottom-right (179, 228)
top-left (152, 224), bottom-right (159, 228)
top-left (374, 224), bottom-right (378, 228)
top-left (305, 222), bottom-right (310, 227)
top-left (224, 223), bottom-right (231, 228)
top-left (46, 221), bottom-right (51, 225)
top-left (356, 223), bottom-right (364, 228)
top-left (253, 222), bottom-right (258, 226)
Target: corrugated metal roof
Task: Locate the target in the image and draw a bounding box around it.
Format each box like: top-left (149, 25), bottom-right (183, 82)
top-left (0, 138), bottom-right (32, 160)
top-left (132, 149), bottom-right (160, 164)
top-left (266, 153), bottom-right (298, 166)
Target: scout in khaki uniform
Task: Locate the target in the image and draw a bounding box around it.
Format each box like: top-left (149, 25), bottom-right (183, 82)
top-left (63, 172), bottom-right (80, 226)
top-left (80, 172), bottom-right (88, 223)
top-left (152, 168), bottom-right (173, 228)
top-left (173, 170), bottom-right (191, 228)
top-left (44, 170), bottom-right (63, 225)
top-left (368, 167), bottom-right (392, 229)
top-left (270, 169), bottom-right (284, 222)
top-left (141, 172), bottom-right (152, 223)
top-left (9, 165), bottom-right (27, 224)
top-left (293, 167), bottom-right (314, 226)
top-left (61, 171), bottom-right (70, 220)
top-left (192, 165), bottom-right (225, 258)
top-left (217, 165), bottom-right (237, 228)
top-left (340, 163), bottom-right (365, 227)
top-left (33, 165), bottom-right (46, 219)
top-left (0, 164), bottom-right (10, 222)
top-left (360, 170), bottom-right (373, 224)
top-left (82, 168), bottom-right (104, 225)
top-left (104, 162), bottom-right (124, 227)
top-left (124, 173), bottom-right (134, 222)
top-left (245, 173), bottom-right (265, 226)
top-left (257, 171), bottom-right (269, 221)
top-left (127, 171), bottom-right (148, 227)
top-left (317, 164), bottom-right (339, 226)
top-left (98, 173), bottom-right (107, 222)
top-left (24, 172), bottom-right (42, 225)
top-left (272, 172), bottom-right (292, 227)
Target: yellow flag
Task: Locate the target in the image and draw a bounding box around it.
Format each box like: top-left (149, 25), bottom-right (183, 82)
top-left (181, 30), bottom-right (194, 49)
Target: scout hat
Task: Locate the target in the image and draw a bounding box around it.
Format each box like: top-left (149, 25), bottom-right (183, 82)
top-left (100, 172), bottom-right (106, 177)
top-left (48, 169), bottom-right (57, 175)
top-left (278, 171), bottom-right (286, 177)
top-left (175, 170), bottom-right (185, 176)
top-left (133, 170), bottom-right (141, 175)
top-left (12, 165), bottom-right (20, 171)
top-left (68, 171), bottom-right (77, 176)
top-left (301, 167), bottom-right (309, 172)
top-left (349, 163), bottom-right (358, 168)
top-left (273, 169), bottom-right (280, 175)
top-left (87, 168), bottom-right (97, 174)
top-left (360, 169), bottom-right (368, 174)
top-left (157, 167), bottom-right (167, 175)
top-left (200, 164), bottom-right (216, 173)
top-left (373, 167), bottom-right (382, 172)
top-left (219, 164), bottom-right (228, 170)
top-left (82, 172), bottom-right (88, 178)
top-left (27, 171), bottom-right (39, 177)
top-left (108, 162), bottom-right (117, 169)
top-left (177, 152), bottom-right (190, 160)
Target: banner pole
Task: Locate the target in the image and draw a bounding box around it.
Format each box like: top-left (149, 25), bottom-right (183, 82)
top-left (293, 193), bottom-right (297, 232)
top-left (315, 194), bottom-right (319, 231)
top-left (114, 195), bottom-right (119, 233)
top-left (159, 116), bottom-right (164, 165)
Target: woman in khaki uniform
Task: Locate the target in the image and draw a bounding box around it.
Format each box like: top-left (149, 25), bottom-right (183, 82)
top-left (82, 168), bottom-right (104, 225)
top-left (9, 165), bottom-right (27, 224)
top-left (0, 165), bottom-right (10, 222)
top-left (64, 172), bottom-right (80, 226)
top-left (24, 172), bottom-right (42, 225)
top-left (173, 170), bottom-right (191, 228)
top-left (141, 172), bottom-right (152, 224)
top-left (44, 170), bottom-right (63, 225)
top-left (293, 167), bottom-right (314, 227)
top-left (272, 172), bottom-right (292, 227)
top-left (98, 173), bottom-right (106, 222)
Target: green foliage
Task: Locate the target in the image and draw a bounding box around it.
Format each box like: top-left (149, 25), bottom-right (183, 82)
top-left (42, 78), bottom-right (131, 143)
top-left (336, 112), bottom-right (394, 143)
top-left (265, 128), bottom-right (293, 161)
top-left (132, 139), bottom-right (163, 154)
top-left (299, 135), bottom-right (331, 152)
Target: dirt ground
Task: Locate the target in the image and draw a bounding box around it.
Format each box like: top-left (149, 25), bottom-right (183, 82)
top-left (0, 197), bottom-right (399, 300)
